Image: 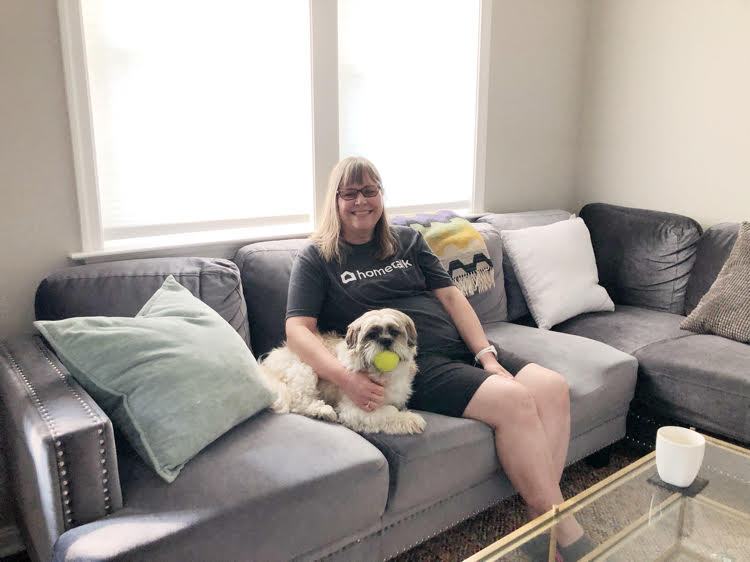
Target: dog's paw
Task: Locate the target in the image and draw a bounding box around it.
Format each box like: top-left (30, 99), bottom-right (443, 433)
top-left (305, 401), bottom-right (337, 422)
top-left (402, 411), bottom-right (426, 434)
top-left (379, 411), bottom-right (426, 434)
top-left (316, 403), bottom-right (338, 421)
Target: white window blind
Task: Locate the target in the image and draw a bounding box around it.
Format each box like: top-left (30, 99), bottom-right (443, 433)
top-left (80, 1), bottom-right (314, 245)
top-left (338, 0), bottom-right (481, 211)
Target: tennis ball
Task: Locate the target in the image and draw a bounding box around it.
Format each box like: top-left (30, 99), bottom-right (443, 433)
top-left (373, 350), bottom-right (400, 372)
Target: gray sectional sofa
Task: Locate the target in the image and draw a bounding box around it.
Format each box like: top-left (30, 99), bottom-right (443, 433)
top-left (0, 203), bottom-right (746, 561)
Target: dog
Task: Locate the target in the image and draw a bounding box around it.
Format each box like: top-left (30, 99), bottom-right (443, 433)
top-left (259, 308), bottom-right (426, 434)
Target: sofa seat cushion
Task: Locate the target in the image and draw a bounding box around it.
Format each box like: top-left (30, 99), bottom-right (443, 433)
top-left (362, 414), bottom-right (498, 514)
top-left (553, 305), bottom-right (692, 355)
top-left (53, 413), bottom-right (388, 562)
top-left (483, 322), bottom-right (638, 441)
top-left (633, 335), bottom-right (750, 444)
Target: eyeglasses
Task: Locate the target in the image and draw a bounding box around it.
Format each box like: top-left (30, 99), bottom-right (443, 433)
top-left (337, 185), bottom-right (381, 201)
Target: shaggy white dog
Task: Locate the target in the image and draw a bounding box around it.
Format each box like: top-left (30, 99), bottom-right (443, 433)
top-left (260, 308), bottom-right (426, 434)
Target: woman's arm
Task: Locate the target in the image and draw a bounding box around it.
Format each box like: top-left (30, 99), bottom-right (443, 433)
top-left (286, 316), bottom-right (386, 408)
top-left (433, 286), bottom-right (512, 377)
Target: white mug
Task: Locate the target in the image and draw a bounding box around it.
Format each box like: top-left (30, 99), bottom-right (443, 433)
top-left (655, 426), bottom-right (706, 487)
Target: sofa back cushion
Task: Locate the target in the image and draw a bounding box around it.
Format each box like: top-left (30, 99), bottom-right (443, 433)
top-left (234, 224), bottom-right (508, 357)
top-left (234, 239), bottom-right (306, 358)
top-left (35, 257), bottom-right (250, 347)
top-left (684, 222), bottom-right (740, 315)
top-left (579, 203), bottom-right (702, 314)
top-left (476, 210), bottom-right (573, 321)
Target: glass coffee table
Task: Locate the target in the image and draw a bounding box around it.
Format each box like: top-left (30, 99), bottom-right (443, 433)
top-left (466, 435), bottom-right (749, 561)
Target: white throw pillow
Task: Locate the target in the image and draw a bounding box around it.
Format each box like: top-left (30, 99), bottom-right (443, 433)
top-left (500, 217), bottom-right (614, 329)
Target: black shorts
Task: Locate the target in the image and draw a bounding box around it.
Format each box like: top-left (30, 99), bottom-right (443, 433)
top-left (407, 344), bottom-right (530, 418)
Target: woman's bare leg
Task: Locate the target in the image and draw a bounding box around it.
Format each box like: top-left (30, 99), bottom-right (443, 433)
top-left (463, 374), bottom-right (583, 546)
top-left (514, 363), bottom-right (571, 480)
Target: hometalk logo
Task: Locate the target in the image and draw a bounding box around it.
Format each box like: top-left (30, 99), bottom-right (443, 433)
top-left (340, 259), bottom-right (412, 284)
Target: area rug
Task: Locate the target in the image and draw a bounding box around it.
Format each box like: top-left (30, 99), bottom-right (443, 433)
top-left (391, 438), bottom-right (648, 562)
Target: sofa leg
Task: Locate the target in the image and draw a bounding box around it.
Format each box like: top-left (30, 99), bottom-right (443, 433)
top-left (585, 446), bottom-right (611, 468)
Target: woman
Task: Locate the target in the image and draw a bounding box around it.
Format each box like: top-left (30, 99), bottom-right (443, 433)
top-left (285, 157), bottom-right (591, 558)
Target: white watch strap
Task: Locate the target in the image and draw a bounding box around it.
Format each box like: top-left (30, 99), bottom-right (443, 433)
top-left (474, 345), bottom-right (497, 363)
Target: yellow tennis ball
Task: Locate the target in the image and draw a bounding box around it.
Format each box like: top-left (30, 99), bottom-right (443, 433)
top-left (373, 350), bottom-right (400, 372)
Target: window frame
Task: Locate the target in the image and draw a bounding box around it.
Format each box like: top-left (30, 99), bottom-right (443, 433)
top-left (58, 0), bottom-right (492, 262)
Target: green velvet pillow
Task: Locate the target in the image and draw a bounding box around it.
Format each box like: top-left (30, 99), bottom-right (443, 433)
top-left (34, 275), bottom-right (275, 483)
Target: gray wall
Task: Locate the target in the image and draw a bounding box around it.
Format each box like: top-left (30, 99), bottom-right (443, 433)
top-left (1, 0), bottom-right (80, 541)
top-left (484, 0), bottom-right (588, 214)
top-left (1, 0), bottom-right (80, 341)
top-left (576, 0), bottom-right (750, 226)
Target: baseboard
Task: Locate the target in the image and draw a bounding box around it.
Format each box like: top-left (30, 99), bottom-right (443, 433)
top-left (0, 523), bottom-right (24, 558)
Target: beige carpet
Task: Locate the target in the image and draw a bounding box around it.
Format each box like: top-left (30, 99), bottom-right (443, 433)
top-left (391, 438), bottom-right (648, 562)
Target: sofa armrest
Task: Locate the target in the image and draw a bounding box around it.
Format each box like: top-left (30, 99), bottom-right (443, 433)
top-left (0, 335), bottom-right (122, 561)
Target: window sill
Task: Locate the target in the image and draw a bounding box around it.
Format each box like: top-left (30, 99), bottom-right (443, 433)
top-left (70, 222), bottom-right (314, 264)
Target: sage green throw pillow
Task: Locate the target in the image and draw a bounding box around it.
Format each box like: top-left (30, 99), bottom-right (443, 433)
top-left (34, 275), bottom-right (274, 483)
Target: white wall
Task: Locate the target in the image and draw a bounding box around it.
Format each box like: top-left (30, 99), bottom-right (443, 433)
top-left (484, 0), bottom-right (589, 214)
top-left (0, 0), bottom-right (80, 543)
top-left (577, 0), bottom-right (750, 226)
top-left (0, 1), bottom-right (81, 340)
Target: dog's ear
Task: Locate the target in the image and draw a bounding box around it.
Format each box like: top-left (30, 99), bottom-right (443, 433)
top-left (402, 313), bottom-right (417, 348)
top-left (345, 322), bottom-right (360, 349)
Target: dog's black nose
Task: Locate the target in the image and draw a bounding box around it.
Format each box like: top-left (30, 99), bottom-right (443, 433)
top-left (378, 337), bottom-right (393, 348)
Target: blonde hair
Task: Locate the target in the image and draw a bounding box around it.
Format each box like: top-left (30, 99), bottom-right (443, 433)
top-left (311, 156), bottom-right (398, 263)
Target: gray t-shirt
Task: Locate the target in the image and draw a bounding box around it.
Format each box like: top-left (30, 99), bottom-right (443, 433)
top-left (286, 226), bottom-right (468, 355)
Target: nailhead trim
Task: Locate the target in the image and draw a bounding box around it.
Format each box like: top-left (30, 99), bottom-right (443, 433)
top-left (35, 341), bottom-right (112, 515)
top-left (1, 342), bottom-right (73, 529)
top-left (1, 341), bottom-right (114, 531)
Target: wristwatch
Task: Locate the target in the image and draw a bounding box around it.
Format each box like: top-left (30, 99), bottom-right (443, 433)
top-left (474, 344), bottom-right (498, 364)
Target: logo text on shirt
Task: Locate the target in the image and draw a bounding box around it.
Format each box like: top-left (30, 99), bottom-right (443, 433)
top-left (340, 259), bottom-right (412, 284)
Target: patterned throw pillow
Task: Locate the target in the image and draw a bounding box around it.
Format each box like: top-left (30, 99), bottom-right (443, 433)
top-left (681, 222), bottom-right (750, 343)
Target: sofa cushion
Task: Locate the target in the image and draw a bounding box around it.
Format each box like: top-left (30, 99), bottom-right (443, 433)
top-left (482, 322), bottom-right (638, 442)
top-left (53, 413), bottom-right (389, 561)
top-left (35, 257), bottom-right (250, 347)
top-left (684, 223), bottom-right (739, 315)
top-left (681, 222), bottom-right (750, 343)
top-left (579, 203), bottom-right (702, 314)
top-left (633, 335), bottom-right (750, 444)
top-left (500, 218), bottom-right (614, 329)
top-left (362, 414), bottom-right (498, 514)
top-left (477, 210), bottom-right (573, 321)
top-left (234, 239), bottom-right (305, 357)
top-left (553, 305), bottom-right (692, 355)
top-left (34, 276), bottom-right (275, 483)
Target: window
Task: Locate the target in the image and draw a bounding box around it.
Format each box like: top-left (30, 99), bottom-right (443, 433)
top-left (338, 0), bottom-right (481, 212)
top-left (59, 1), bottom-right (490, 257)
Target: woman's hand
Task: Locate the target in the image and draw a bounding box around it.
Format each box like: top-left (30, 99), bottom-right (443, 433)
top-left (342, 369), bottom-right (387, 412)
top-left (481, 360), bottom-right (514, 379)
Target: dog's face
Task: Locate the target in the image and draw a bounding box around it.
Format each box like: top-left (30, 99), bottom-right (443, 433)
top-left (345, 309), bottom-right (417, 370)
